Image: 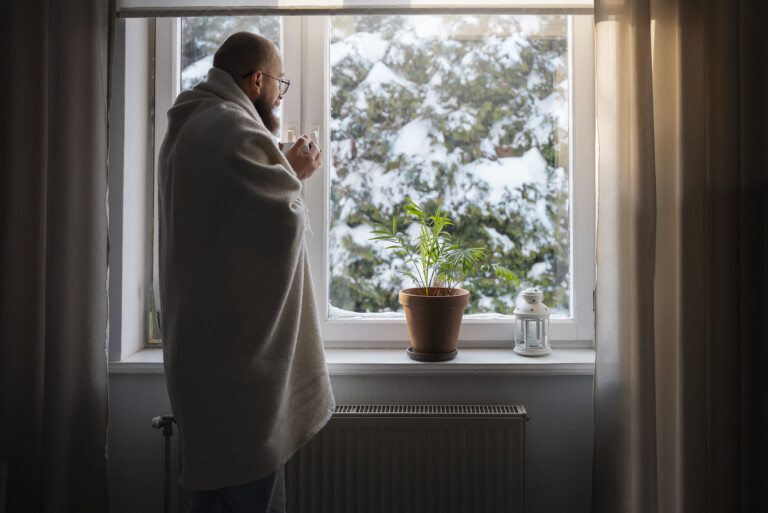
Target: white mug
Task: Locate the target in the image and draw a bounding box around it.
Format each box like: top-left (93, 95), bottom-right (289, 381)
top-left (281, 141), bottom-right (310, 154)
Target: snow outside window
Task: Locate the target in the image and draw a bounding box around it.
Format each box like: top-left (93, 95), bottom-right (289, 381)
top-left (155, 12), bottom-right (595, 348)
top-left (328, 14), bottom-right (570, 318)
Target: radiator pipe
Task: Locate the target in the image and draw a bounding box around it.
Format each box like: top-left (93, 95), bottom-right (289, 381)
top-left (152, 415), bottom-right (175, 513)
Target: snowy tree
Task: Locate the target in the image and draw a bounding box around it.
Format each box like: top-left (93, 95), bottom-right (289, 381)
top-left (329, 15), bottom-right (570, 315)
top-left (179, 14), bottom-right (572, 316)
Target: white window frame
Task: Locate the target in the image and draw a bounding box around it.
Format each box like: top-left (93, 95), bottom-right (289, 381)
top-left (153, 11), bottom-right (595, 350)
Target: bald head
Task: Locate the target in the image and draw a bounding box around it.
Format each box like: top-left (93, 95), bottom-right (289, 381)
top-left (213, 32), bottom-right (279, 83)
top-left (213, 32), bottom-right (285, 134)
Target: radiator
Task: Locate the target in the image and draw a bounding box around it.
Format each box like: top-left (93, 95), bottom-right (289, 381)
top-left (285, 405), bottom-right (527, 513)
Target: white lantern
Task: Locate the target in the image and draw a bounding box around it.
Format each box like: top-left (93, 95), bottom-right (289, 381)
top-left (513, 288), bottom-right (551, 356)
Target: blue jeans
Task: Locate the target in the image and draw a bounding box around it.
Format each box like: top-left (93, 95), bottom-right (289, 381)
top-left (188, 465), bottom-right (285, 513)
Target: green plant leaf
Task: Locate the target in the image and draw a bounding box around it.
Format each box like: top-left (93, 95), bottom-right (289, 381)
top-left (490, 263), bottom-right (520, 288)
top-left (369, 198), bottom-right (519, 302)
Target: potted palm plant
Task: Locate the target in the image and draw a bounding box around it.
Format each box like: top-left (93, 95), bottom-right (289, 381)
top-left (371, 198), bottom-right (519, 361)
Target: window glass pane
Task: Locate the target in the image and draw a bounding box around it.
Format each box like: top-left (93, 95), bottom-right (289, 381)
top-left (180, 17), bottom-right (281, 90)
top-left (329, 15), bottom-right (569, 316)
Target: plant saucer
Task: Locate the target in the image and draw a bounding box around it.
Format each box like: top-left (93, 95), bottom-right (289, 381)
top-left (406, 347), bottom-right (458, 362)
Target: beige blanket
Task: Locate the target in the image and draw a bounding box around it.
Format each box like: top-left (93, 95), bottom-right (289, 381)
top-left (158, 67), bottom-right (334, 490)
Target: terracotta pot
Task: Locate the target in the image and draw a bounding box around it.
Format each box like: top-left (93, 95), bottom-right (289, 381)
top-left (398, 287), bottom-right (470, 354)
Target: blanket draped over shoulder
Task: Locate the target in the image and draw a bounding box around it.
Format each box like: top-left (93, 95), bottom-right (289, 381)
top-left (158, 67), bottom-right (334, 490)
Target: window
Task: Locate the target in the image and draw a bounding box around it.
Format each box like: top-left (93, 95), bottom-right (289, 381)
top-left (179, 17), bottom-right (281, 90)
top-left (328, 15), bottom-right (569, 317)
top-left (153, 11), bottom-right (595, 349)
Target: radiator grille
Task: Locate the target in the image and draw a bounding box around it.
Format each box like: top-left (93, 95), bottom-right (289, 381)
top-left (286, 405), bottom-right (526, 513)
top-left (333, 404), bottom-right (526, 416)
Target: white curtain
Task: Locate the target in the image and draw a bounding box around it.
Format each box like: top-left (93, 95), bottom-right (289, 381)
top-left (593, 0), bottom-right (768, 511)
top-left (0, 1), bottom-right (114, 512)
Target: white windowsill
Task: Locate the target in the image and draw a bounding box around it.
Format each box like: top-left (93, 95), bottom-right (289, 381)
top-left (109, 347), bottom-right (595, 376)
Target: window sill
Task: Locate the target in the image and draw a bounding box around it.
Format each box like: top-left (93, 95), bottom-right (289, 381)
top-left (109, 347), bottom-right (595, 376)
top-left (109, 347), bottom-right (164, 374)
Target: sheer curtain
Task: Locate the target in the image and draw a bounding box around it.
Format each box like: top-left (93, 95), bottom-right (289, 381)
top-left (593, 0), bottom-right (768, 511)
top-left (0, 1), bottom-right (114, 512)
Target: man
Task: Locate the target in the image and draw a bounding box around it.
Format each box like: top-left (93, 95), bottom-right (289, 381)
top-left (158, 32), bottom-right (335, 512)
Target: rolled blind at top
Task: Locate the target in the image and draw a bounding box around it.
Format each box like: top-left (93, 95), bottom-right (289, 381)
top-left (117, 0), bottom-right (593, 17)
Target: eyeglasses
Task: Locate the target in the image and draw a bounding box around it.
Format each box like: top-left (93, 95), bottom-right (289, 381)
top-left (241, 70), bottom-right (290, 95)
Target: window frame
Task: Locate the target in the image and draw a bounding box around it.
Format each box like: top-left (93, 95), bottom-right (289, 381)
top-left (152, 17), bottom-right (180, 346)
top-left (153, 11), bottom-right (595, 350)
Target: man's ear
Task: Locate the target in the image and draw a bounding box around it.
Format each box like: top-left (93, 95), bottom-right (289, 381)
top-left (249, 71), bottom-right (262, 96)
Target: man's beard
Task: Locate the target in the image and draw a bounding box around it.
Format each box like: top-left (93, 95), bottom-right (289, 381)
top-left (254, 95), bottom-right (280, 135)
